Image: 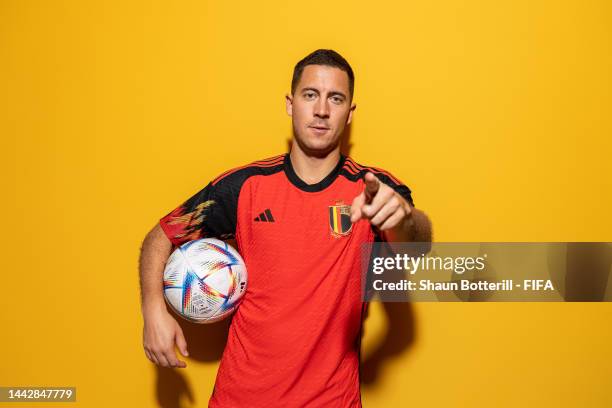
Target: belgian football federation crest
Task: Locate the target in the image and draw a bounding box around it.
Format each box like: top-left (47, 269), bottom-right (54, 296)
top-left (329, 202), bottom-right (353, 237)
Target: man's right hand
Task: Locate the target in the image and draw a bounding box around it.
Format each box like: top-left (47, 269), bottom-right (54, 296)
top-left (143, 307), bottom-right (189, 368)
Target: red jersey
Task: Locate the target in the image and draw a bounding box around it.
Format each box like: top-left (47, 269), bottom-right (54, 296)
top-left (159, 153), bottom-right (413, 408)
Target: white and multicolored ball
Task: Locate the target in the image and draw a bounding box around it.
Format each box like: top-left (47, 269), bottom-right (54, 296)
top-left (163, 238), bottom-right (247, 323)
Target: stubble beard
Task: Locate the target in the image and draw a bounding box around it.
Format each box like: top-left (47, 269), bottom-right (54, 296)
top-left (292, 124), bottom-right (342, 159)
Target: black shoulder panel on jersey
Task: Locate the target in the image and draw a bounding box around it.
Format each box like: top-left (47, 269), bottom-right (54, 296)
top-left (160, 155), bottom-right (285, 245)
top-left (209, 156), bottom-right (285, 237)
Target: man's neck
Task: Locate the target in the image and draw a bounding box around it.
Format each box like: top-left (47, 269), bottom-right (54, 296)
top-left (289, 146), bottom-right (341, 185)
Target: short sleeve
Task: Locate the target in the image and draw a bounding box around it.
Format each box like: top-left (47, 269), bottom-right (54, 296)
top-left (390, 184), bottom-right (414, 207)
top-left (159, 179), bottom-right (239, 247)
top-left (374, 172), bottom-right (415, 208)
top-left (369, 169), bottom-right (415, 242)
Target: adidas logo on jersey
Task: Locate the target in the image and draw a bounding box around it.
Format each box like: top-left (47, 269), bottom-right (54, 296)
top-left (254, 209), bottom-right (275, 222)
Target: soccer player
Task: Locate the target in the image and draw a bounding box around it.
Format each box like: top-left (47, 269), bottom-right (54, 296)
top-left (139, 49), bottom-right (432, 407)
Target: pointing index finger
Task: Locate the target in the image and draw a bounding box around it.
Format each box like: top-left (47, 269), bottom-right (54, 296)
top-left (364, 172), bottom-right (379, 204)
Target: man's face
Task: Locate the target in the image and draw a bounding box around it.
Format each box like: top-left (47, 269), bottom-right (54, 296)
top-left (286, 65), bottom-right (356, 156)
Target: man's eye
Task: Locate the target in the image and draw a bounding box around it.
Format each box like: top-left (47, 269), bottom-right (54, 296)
top-left (331, 96), bottom-right (343, 104)
top-left (304, 92), bottom-right (316, 99)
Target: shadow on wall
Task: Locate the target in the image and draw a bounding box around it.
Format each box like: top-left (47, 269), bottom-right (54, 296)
top-left (360, 301), bottom-right (417, 386)
top-left (155, 309), bottom-right (231, 408)
top-left (549, 242), bottom-right (612, 301)
top-left (153, 124), bottom-right (418, 406)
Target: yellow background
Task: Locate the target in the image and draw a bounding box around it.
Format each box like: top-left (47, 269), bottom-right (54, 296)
top-left (1, 0), bottom-right (611, 406)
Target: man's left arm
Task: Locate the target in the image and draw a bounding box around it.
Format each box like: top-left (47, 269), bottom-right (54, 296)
top-left (350, 172), bottom-right (432, 242)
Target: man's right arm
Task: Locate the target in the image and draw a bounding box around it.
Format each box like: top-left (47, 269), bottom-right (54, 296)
top-left (140, 165), bottom-right (247, 367)
top-left (139, 224), bottom-right (189, 368)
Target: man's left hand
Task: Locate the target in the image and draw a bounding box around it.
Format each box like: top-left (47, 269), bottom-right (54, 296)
top-left (350, 172), bottom-right (414, 232)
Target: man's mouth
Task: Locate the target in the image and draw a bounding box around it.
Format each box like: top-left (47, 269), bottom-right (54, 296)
top-left (308, 125), bottom-right (330, 136)
top-left (309, 125), bottom-right (330, 130)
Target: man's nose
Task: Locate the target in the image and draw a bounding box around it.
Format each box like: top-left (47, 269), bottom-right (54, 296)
top-left (314, 98), bottom-right (330, 118)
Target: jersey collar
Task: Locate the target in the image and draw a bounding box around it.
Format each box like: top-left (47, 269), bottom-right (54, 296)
top-left (283, 153), bottom-right (346, 192)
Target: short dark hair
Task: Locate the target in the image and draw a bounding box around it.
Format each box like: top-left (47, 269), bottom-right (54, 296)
top-left (291, 49), bottom-right (355, 100)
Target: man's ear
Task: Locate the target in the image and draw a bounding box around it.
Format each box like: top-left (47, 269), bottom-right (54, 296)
top-left (346, 103), bottom-right (357, 125)
top-left (285, 94), bottom-right (293, 116)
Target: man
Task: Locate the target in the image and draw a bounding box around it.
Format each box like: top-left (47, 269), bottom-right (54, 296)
top-left (140, 49), bottom-right (432, 407)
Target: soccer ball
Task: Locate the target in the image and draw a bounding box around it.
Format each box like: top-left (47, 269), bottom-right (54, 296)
top-left (163, 238), bottom-right (247, 323)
